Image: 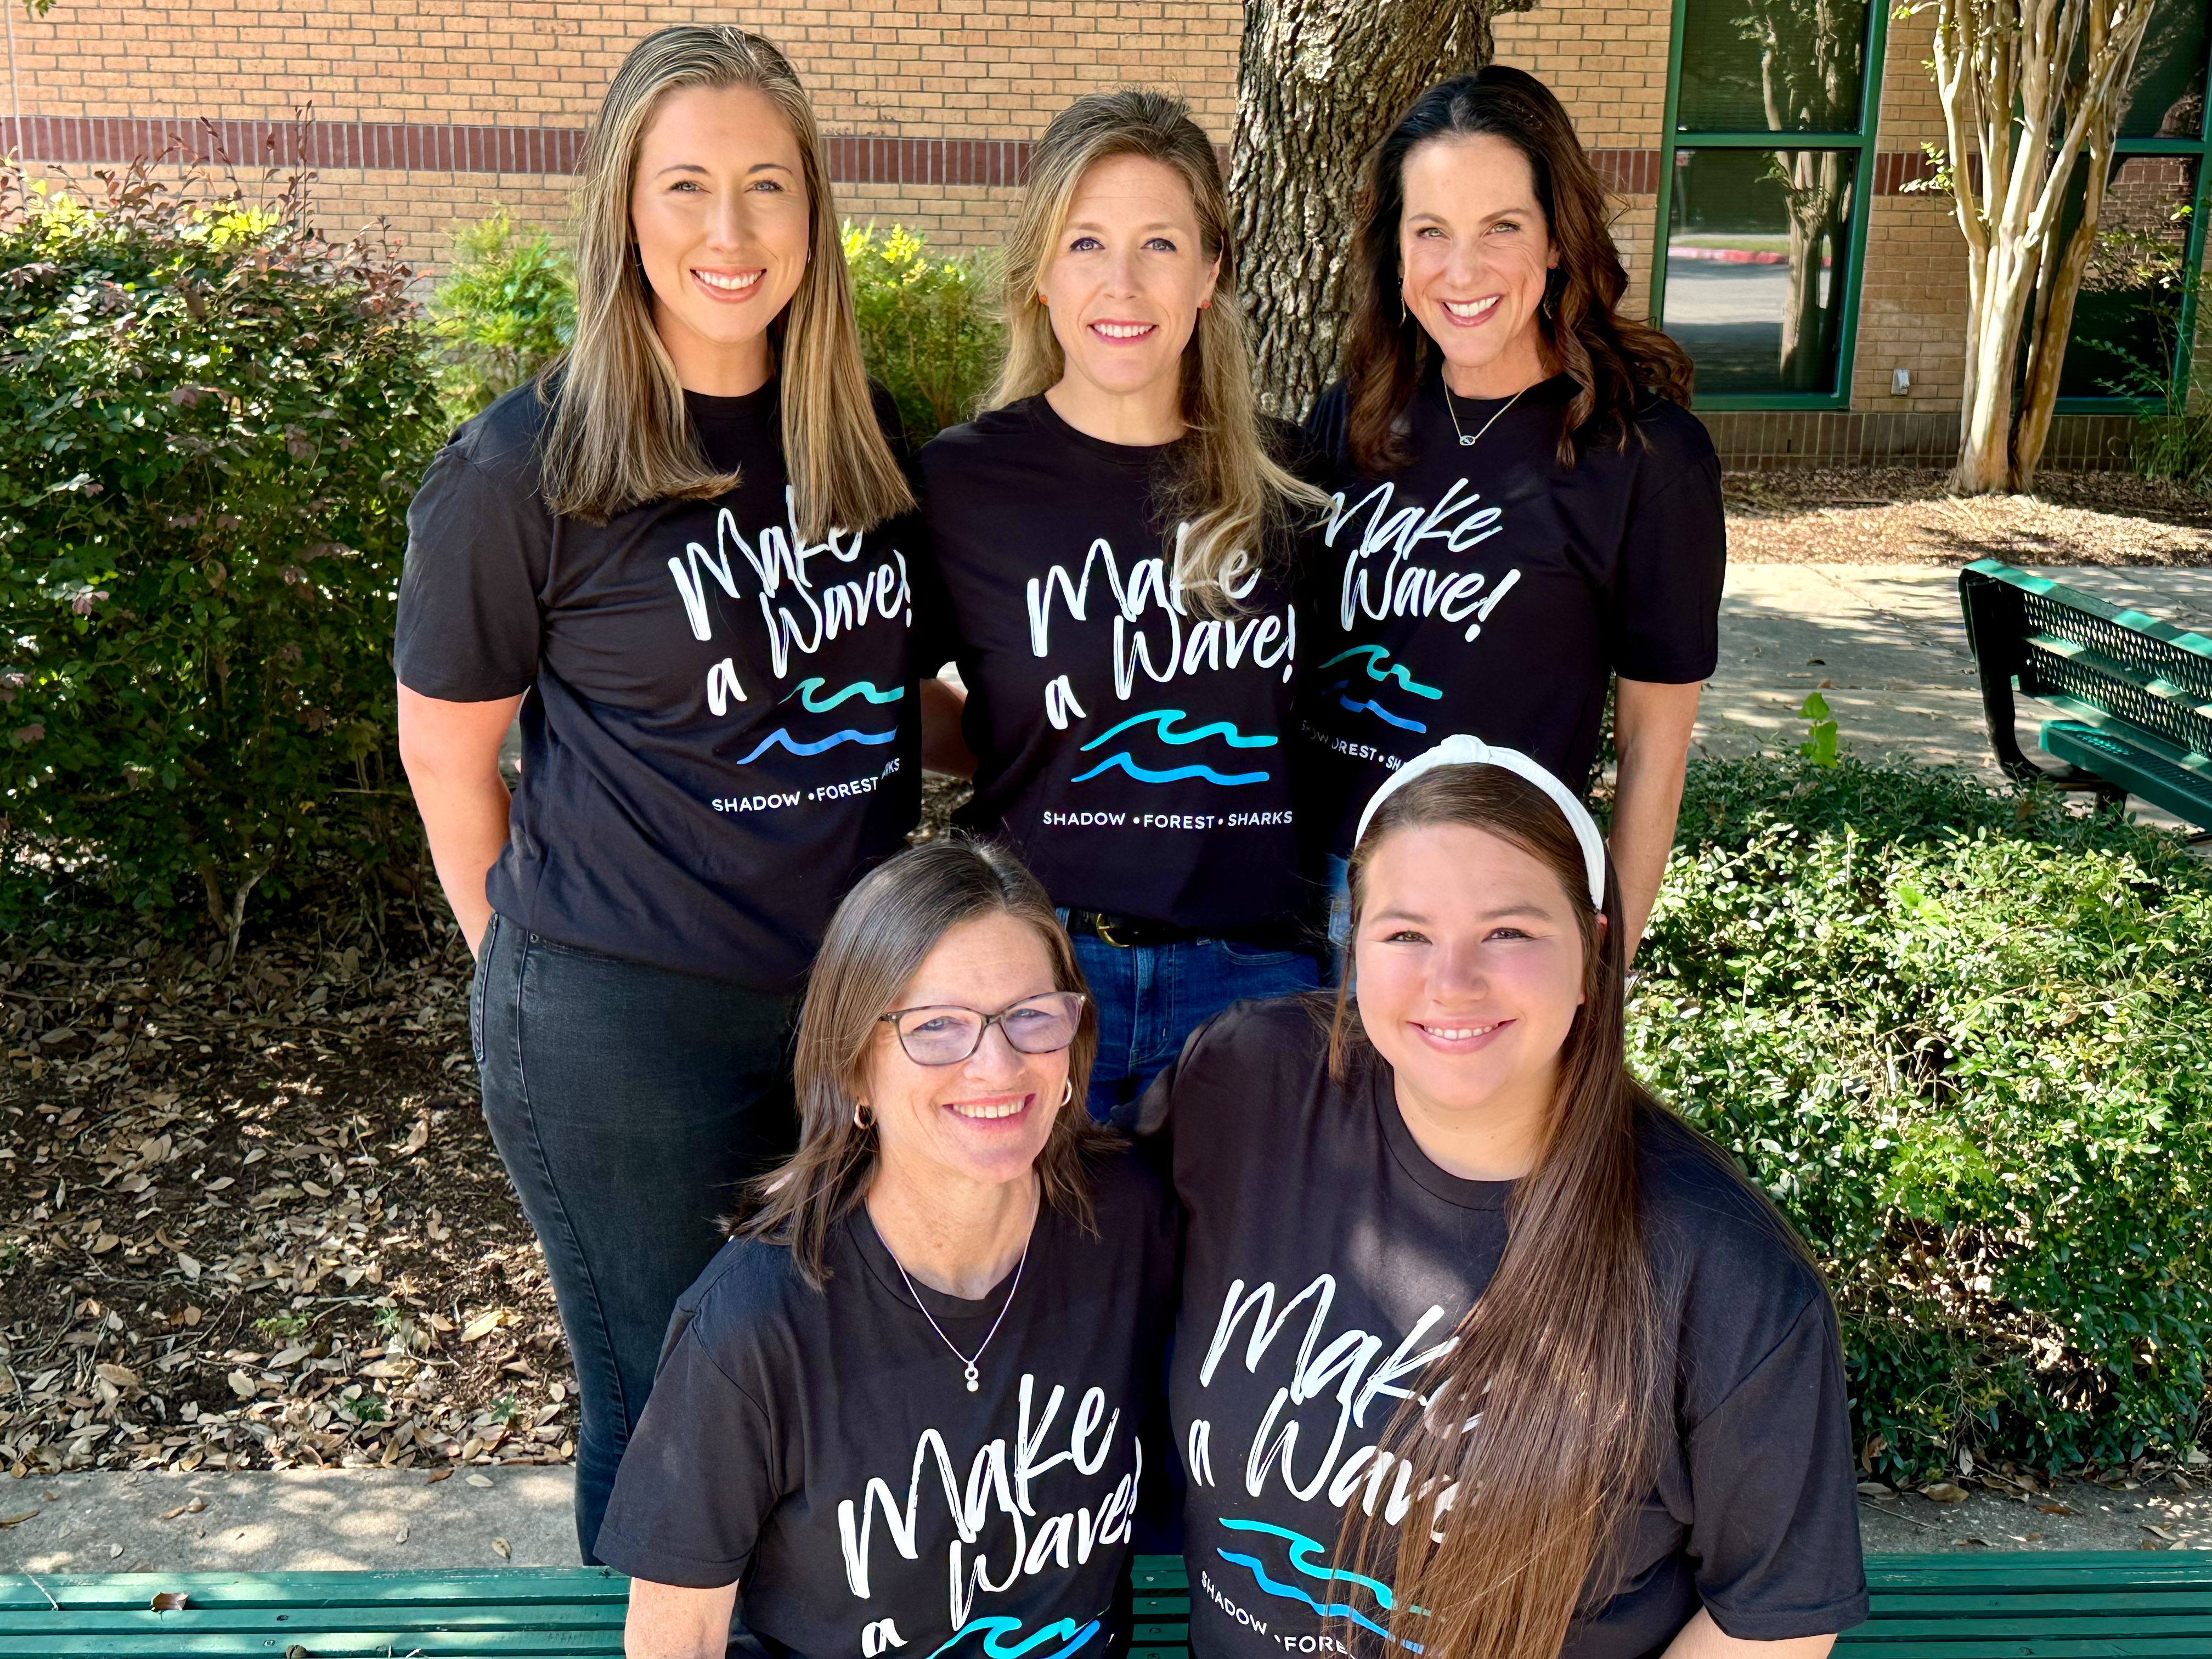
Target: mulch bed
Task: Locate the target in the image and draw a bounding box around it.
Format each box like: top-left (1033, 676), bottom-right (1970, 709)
top-left (0, 924), bottom-right (574, 1479)
top-left (1725, 469), bottom-right (2212, 566)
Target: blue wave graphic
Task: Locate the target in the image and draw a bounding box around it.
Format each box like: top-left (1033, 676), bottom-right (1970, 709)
top-left (1080, 708), bottom-right (1278, 752)
top-left (1071, 753), bottom-right (1270, 787)
top-left (1214, 1519), bottom-right (1423, 1651)
top-left (1330, 680), bottom-right (1429, 734)
top-left (783, 675), bottom-right (904, 712)
top-left (920, 1615), bottom-right (1103, 1659)
top-left (736, 726), bottom-right (897, 764)
top-left (1320, 644), bottom-right (1443, 701)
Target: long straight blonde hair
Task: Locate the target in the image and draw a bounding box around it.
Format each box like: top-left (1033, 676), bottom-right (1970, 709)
top-left (990, 91), bottom-right (1323, 608)
top-left (539, 26), bottom-right (913, 533)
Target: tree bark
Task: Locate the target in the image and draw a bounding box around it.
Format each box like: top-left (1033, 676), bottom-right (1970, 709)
top-left (1231, 0), bottom-right (1531, 420)
top-left (1929, 0), bottom-right (2158, 494)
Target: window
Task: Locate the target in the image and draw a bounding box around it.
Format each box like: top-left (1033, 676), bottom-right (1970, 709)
top-left (2055, 0), bottom-right (2210, 412)
top-left (1654, 0), bottom-right (1888, 407)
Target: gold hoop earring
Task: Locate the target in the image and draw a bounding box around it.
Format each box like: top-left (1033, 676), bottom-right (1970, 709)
top-left (853, 1101), bottom-right (873, 1131)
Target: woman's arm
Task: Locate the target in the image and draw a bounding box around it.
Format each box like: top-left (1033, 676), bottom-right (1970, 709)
top-left (921, 673), bottom-right (976, 778)
top-left (1661, 1609), bottom-right (1835, 1659)
top-left (396, 682), bottom-right (524, 956)
top-left (1609, 676), bottom-right (1702, 960)
top-left (625, 1579), bottom-right (740, 1659)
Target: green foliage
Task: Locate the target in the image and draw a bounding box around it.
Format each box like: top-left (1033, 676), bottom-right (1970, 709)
top-left (841, 223), bottom-right (1002, 442)
top-left (0, 162), bottom-right (441, 948)
top-left (1635, 757), bottom-right (2212, 1480)
top-left (2080, 203), bottom-right (2212, 497)
top-left (1796, 690), bottom-right (1839, 768)
top-left (426, 211), bottom-right (574, 426)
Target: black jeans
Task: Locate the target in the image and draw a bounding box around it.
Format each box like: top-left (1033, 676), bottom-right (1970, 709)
top-left (470, 912), bottom-right (798, 1561)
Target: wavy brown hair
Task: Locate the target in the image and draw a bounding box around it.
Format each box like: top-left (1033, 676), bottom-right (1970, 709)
top-left (990, 90), bottom-right (1325, 611)
top-left (1340, 66), bottom-right (1694, 475)
top-left (1328, 762), bottom-right (1665, 1659)
top-left (538, 26), bottom-right (913, 533)
top-left (734, 838), bottom-right (1119, 1288)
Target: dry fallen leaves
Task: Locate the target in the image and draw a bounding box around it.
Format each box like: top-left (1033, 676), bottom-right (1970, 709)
top-left (1922, 1483), bottom-right (1971, 1504)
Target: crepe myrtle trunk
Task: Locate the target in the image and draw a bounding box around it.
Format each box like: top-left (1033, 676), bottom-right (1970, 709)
top-left (1231, 0), bottom-right (1533, 421)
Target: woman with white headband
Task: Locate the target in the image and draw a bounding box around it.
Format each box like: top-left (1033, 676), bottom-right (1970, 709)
top-left (1138, 737), bottom-right (1864, 1659)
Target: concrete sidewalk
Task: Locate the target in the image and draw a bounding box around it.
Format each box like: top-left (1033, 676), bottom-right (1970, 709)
top-left (1699, 563), bottom-right (2212, 833)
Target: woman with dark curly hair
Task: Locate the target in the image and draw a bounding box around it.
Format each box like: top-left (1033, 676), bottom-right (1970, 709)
top-left (1298, 67), bottom-right (1724, 965)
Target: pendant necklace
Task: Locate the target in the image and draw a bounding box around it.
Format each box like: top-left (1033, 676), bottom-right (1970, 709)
top-left (1446, 381), bottom-right (1526, 448)
top-left (888, 1226), bottom-right (1031, 1393)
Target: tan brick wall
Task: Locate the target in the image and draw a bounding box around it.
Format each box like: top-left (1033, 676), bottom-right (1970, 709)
top-left (1492, 0), bottom-right (1674, 150)
top-left (9, 1), bottom-right (1240, 140)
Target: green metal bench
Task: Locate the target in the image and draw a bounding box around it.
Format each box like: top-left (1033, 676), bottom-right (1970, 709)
top-left (1958, 557), bottom-right (2212, 834)
top-left (6, 1551), bottom-right (2210, 1655)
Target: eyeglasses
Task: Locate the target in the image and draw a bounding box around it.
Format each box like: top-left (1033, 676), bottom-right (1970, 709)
top-left (877, 991), bottom-right (1087, 1067)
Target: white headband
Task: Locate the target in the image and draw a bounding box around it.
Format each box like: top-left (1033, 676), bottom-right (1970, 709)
top-left (1352, 734), bottom-right (1608, 909)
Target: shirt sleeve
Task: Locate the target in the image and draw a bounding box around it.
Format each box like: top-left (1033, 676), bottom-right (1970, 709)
top-left (1607, 408), bottom-right (1724, 685)
top-left (1684, 1293), bottom-right (1870, 1640)
top-left (592, 1318), bottom-right (783, 1589)
top-left (392, 437), bottom-right (550, 702)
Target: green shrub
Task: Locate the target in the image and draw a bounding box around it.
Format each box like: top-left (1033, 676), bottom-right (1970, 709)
top-left (0, 163), bottom-right (441, 950)
top-left (1634, 756), bottom-right (2211, 1481)
top-left (842, 223), bottom-right (1002, 442)
top-left (426, 211), bottom-right (574, 426)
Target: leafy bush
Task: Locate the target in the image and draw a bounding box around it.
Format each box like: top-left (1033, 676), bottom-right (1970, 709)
top-left (426, 211), bottom-right (574, 426)
top-left (0, 163), bottom-right (440, 950)
top-left (1633, 757), bottom-right (2211, 1481)
top-left (842, 223), bottom-right (1001, 442)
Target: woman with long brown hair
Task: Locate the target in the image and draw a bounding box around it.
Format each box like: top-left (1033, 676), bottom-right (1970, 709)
top-left (596, 838), bottom-right (1173, 1659)
top-left (393, 26), bottom-right (958, 1558)
top-left (1139, 736), bottom-right (1864, 1658)
top-left (1299, 67), bottom-right (1724, 968)
top-left (917, 90), bottom-right (1330, 1127)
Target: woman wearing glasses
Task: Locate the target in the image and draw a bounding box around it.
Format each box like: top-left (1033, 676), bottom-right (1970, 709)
top-left (599, 838), bottom-right (1175, 1659)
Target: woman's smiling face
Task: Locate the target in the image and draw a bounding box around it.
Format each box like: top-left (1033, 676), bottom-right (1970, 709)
top-left (629, 82), bottom-right (812, 389)
top-left (1353, 822), bottom-right (1588, 1148)
top-left (861, 912), bottom-right (1070, 1198)
top-left (1398, 132), bottom-right (1558, 396)
top-left (1039, 153), bottom-right (1220, 412)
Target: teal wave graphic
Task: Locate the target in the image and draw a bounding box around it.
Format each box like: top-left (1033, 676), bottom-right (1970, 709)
top-left (1071, 753), bottom-right (1270, 787)
top-left (783, 676), bottom-right (905, 712)
top-left (919, 1614), bottom-right (1104, 1659)
top-left (1214, 1518), bottom-right (1423, 1651)
top-left (1080, 708), bottom-right (1279, 752)
top-left (1330, 679), bottom-right (1428, 734)
top-left (737, 726), bottom-right (896, 764)
top-left (1320, 644), bottom-right (1443, 701)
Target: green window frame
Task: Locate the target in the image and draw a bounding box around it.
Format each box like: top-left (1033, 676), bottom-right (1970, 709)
top-left (2052, 10), bottom-right (2211, 415)
top-left (1651, 0), bottom-right (1891, 410)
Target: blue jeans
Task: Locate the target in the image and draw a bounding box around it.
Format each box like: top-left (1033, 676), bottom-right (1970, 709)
top-left (470, 912), bottom-right (798, 1562)
top-left (1069, 928), bottom-right (1322, 1126)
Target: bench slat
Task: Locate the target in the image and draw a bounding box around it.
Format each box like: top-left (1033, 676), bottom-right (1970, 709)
top-left (0, 1570), bottom-right (625, 1612)
top-left (1867, 1553), bottom-right (2212, 1584)
top-left (0, 1605), bottom-right (624, 1635)
top-left (1838, 1641), bottom-right (2212, 1657)
top-left (0, 1635), bottom-right (625, 1657)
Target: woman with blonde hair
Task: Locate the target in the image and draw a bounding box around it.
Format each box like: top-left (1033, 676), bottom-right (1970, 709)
top-left (394, 25), bottom-right (956, 1557)
top-left (599, 838), bottom-right (1173, 1659)
top-left (919, 90), bottom-right (1329, 1126)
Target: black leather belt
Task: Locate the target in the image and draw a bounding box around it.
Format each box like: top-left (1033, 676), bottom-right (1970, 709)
top-left (1063, 909), bottom-right (1312, 953)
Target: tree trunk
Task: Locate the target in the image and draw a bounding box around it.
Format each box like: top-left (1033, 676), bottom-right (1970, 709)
top-left (1231, 0), bottom-right (1531, 420)
top-left (1931, 0), bottom-right (2159, 494)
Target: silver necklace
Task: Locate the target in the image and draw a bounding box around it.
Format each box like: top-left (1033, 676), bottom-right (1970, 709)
top-left (1445, 382), bottom-right (1526, 448)
top-left (887, 1227), bottom-right (1031, 1393)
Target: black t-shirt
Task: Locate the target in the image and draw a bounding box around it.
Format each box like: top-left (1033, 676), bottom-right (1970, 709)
top-left (394, 379), bottom-right (939, 990)
top-left (1138, 1002), bottom-right (1866, 1659)
top-left (595, 1152), bottom-right (1180, 1659)
top-left (1297, 373), bottom-right (1724, 861)
top-left (917, 397), bottom-right (1306, 933)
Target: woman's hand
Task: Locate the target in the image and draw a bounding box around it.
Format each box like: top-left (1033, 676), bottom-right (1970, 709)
top-left (1661, 1608), bottom-right (1837, 1659)
top-left (396, 682), bottom-right (524, 956)
top-left (625, 1578), bottom-right (740, 1659)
